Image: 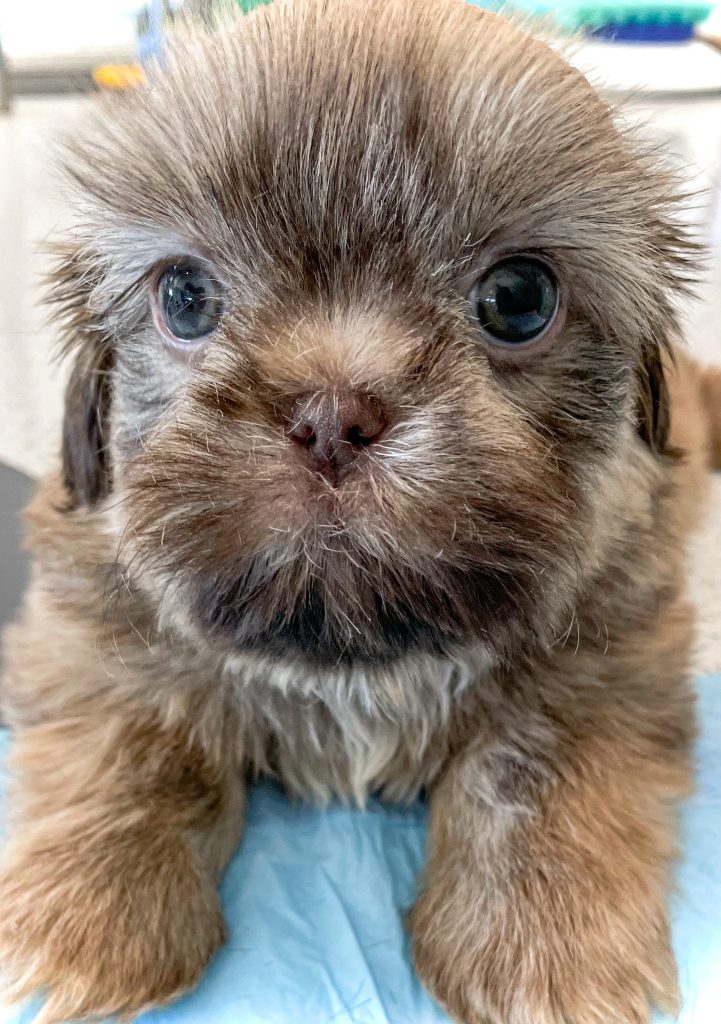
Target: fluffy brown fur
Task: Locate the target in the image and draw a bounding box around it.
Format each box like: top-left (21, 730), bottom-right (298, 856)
top-left (1, 1), bottom-right (720, 1021)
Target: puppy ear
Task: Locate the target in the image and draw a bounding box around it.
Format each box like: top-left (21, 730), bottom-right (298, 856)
top-left (635, 337), bottom-right (671, 456)
top-left (49, 244), bottom-right (114, 508)
top-left (62, 338), bottom-right (113, 507)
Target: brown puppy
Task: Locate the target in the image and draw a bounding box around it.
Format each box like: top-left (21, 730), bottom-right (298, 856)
top-left (1, 1), bottom-right (720, 1022)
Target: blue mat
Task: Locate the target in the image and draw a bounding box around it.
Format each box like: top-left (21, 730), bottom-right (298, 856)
top-left (2, 674), bottom-right (720, 1024)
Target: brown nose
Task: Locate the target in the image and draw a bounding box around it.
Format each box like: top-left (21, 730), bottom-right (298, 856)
top-left (288, 390), bottom-right (387, 486)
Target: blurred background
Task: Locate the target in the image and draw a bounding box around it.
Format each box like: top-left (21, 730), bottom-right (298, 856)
top-left (0, 0), bottom-right (719, 656)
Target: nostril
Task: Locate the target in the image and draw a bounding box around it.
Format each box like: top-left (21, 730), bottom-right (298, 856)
top-left (346, 424), bottom-right (377, 448)
top-left (340, 395), bottom-right (387, 449)
top-left (290, 422), bottom-right (316, 448)
top-left (287, 389), bottom-right (388, 484)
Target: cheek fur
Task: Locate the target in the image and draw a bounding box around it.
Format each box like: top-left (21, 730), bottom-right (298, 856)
top-left (117, 314), bottom-right (615, 665)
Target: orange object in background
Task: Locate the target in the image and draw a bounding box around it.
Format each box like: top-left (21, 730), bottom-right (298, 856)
top-left (93, 63), bottom-right (145, 90)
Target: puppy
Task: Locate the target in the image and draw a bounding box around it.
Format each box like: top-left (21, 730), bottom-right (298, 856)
top-left (1, 1), bottom-right (720, 1021)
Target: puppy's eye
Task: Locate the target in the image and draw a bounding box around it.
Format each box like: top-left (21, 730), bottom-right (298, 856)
top-left (469, 256), bottom-right (559, 347)
top-left (154, 261), bottom-right (223, 343)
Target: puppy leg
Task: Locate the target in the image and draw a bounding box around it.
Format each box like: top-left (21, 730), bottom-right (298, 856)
top-left (412, 726), bottom-right (689, 1024)
top-left (0, 706), bottom-right (243, 1023)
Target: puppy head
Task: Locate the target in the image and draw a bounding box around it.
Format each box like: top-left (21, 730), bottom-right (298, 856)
top-left (53, 0), bottom-right (690, 666)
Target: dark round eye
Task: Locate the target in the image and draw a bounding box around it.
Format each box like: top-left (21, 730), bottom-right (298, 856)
top-left (470, 256), bottom-right (559, 346)
top-left (155, 262), bottom-right (223, 342)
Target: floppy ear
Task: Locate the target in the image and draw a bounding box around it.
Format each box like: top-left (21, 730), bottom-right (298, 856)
top-left (61, 336), bottom-right (113, 507)
top-left (635, 337), bottom-right (671, 456)
top-left (49, 245), bottom-right (114, 508)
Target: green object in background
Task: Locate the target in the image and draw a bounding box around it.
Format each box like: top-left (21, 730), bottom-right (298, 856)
top-left (467, 0), bottom-right (713, 38)
top-left (220, 0), bottom-right (716, 39)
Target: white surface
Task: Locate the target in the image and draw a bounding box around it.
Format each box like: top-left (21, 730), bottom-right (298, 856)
top-left (0, 98), bottom-right (84, 478)
top-left (573, 40), bottom-right (721, 96)
top-left (0, 0), bottom-right (138, 60)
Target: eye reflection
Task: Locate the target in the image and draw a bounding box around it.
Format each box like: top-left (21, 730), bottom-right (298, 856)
top-left (470, 256), bottom-right (559, 346)
top-left (155, 261), bottom-right (224, 343)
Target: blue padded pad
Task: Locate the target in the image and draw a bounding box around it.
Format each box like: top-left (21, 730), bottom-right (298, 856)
top-left (2, 674), bottom-right (720, 1024)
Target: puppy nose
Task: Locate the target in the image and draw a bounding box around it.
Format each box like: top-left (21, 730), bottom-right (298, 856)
top-left (288, 390), bottom-right (387, 485)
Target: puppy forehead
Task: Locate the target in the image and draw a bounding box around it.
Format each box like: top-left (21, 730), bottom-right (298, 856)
top-left (76, 0), bottom-right (622, 265)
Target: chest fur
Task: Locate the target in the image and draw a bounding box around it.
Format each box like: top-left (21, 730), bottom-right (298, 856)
top-left (227, 650), bottom-right (490, 804)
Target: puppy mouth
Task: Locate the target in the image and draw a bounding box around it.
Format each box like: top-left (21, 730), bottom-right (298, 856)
top-left (197, 574), bottom-right (457, 665)
top-left (190, 539), bottom-right (531, 667)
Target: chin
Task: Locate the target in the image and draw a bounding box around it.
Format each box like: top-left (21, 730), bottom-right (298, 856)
top-left (164, 506), bottom-right (579, 666)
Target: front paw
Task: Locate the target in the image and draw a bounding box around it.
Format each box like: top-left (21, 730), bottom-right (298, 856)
top-left (411, 877), bottom-right (680, 1024)
top-left (0, 829), bottom-right (225, 1023)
